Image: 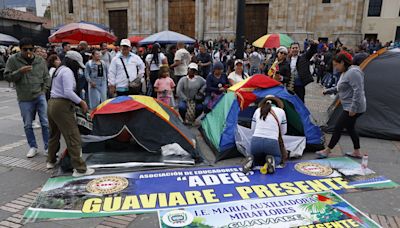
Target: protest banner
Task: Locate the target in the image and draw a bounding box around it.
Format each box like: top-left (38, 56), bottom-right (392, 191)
top-left (24, 157), bottom-right (398, 221)
top-left (158, 191), bottom-right (381, 228)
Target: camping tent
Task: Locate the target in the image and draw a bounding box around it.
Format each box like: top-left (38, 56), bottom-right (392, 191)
top-left (81, 96), bottom-right (202, 167)
top-left (200, 75), bottom-right (324, 161)
top-left (325, 48), bottom-right (400, 140)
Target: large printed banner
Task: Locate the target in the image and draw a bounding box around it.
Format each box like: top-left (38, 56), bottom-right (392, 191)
top-left (158, 191), bottom-right (381, 228)
top-left (24, 157), bottom-right (398, 221)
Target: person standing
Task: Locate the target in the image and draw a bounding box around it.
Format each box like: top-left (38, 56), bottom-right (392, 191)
top-left (47, 50), bottom-right (94, 177)
top-left (4, 37), bottom-right (50, 158)
top-left (108, 39), bottom-right (145, 96)
top-left (85, 50), bottom-right (108, 109)
top-left (317, 52), bottom-right (366, 159)
top-left (287, 40), bottom-right (318, 102)
top-left (145, 43), bottom-right (168, 97)
top-left (100, 42), bottom-right (112, 68)
top-left (170, 42), bottom-right (191, 85)
top-left (58, 42), bottom-right (70, 61)
top-left (248, 47), bottom-right (262, 75)
top-left (196, 45), bottom-right (212, 79)
top-left (265, 46), bottom-right (291, 84)
top-left (205, 62), bottom-right (229, 112)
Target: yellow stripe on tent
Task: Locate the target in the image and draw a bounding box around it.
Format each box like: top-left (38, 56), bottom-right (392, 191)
top-left (95, 98), bottom-right (113, 111)
top-left (131, 95), bottom-right (170, 120)
top-left (228, 77), bottom-right (251, 92)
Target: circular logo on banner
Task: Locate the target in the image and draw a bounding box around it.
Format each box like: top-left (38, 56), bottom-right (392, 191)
top-left (86, 176), bottom-right (129, 194)
top-left (162, 210), bottom-right (194, 227)
top-left (295, 162), bottom-right (333, 176)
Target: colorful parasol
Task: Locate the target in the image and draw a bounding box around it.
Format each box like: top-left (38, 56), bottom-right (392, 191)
top-left (48, 22), bottom-right (117, 45)
top-left (252, 33), bottom-right (294, 48)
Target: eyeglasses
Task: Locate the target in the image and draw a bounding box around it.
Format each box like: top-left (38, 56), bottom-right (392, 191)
top-left (279, 52), bottom-right (288, 55)
top-left (22, 48), bottom-right (34, 52)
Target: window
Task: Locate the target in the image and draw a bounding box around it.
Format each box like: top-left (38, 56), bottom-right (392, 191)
top-left (68, 0), bottom-right (74, 14)
top-left (368, 0), bottom-right (382, 17)
top-left (322, 0), bottom-right (331, 3)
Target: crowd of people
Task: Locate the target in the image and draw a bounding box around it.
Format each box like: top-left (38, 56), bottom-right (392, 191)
top-left (0, 34), bottom-right (397, 176)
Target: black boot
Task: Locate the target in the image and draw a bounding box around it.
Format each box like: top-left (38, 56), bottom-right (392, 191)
top-left (265, 155), bottom-right (276, 174)
top-left (242, 155), bottom-right (254, 174)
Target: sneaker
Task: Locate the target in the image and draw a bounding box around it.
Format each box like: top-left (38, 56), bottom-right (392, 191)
top-left (46, 162), bottom-right (55, 169)
top-left (265, 155), bottom-right (276, 174)
top-left (242, 156), bottom-right (254, 174)
top-left (32, 121), bottom-right (41, 129)
top-left (43, 149), bottom-right (48, 156)
top-left (26, 148), bottom-right (37, 158)
top-left (72, 168), bottom-right (95, 177)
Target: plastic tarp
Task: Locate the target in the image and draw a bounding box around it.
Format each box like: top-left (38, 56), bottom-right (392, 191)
top-left (235, 125), bottom-right (306, 158)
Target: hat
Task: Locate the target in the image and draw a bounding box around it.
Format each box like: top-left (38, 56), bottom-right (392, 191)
top-left (276, 46), bottom-right (288, 54)
top-left (120, 39), bottom-right (131, 47)
top-left (213, 61), bottom-right (224, 70)
top-left (353, 52), bottom-right (369, 66)
top-left (65, 51), bottom-right (85, 69)
top-left (234, 59), bottom-right (244, 65)
top-left (188, 62), bottom-right (198, 71)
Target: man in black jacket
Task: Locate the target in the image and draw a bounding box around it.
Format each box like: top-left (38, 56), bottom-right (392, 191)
top-left (287, 40), bottom-right (318, 102)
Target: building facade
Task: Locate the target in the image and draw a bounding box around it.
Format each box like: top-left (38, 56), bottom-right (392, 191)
top-left (51, 0), bottom-right (366, 47)
top-left (362, 0), bottom-right (400, 42)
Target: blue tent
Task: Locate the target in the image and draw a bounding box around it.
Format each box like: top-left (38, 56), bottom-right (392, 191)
top-left (200, 77), bottom-right (324, 161)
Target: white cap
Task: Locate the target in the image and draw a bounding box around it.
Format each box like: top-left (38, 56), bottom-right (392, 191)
top-left (120, 39), bottom-right (131, 47)
top-left (188, 62), bottom-right (198, 71)
top-left (234, 59), bottom-right (244, 65)
top-left (277, 46), bottom-right (288, 54)
top-left (65, 51), bottom-right (85, 69)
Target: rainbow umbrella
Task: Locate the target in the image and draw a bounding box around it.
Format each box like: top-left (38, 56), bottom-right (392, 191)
top-left (252, 33), bottom-right (294, 48)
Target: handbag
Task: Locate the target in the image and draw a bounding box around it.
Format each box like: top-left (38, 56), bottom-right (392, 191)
top-left (120, 57), bottom-right (142, 95)
top-left (270, 110), bottom-right (288, 164)
top-left (194, 88), bottom-right (205, 104)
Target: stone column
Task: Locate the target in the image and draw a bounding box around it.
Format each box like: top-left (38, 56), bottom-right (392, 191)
top-left (196, 0), bottom-right (205, 40)
top-left (156, 0), bottom-right (163, 32)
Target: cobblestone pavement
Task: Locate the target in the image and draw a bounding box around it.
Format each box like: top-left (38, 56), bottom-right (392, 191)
top-left (0, 81), bottom-right (398, 228)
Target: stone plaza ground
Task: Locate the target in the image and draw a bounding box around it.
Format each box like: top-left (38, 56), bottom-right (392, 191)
top-left (0, 80), bottom-right (399, 228)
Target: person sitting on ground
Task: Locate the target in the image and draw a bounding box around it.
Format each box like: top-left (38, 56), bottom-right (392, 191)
top-left (242, 96), bottom-right (287, 174)
top-left (228, 59), bottom-right (249, 86)
top-left (154, 65), bottom-right (175, 106)
top-left (204, 61), bottom-right (229, 113)
top-left (176, 63), bottom-right (206, 124)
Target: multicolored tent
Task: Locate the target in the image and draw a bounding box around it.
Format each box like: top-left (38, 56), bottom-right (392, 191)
top-left (200, 75), bottom-right (324, 160)
top-left (89, 95), bottom-right (201, 161)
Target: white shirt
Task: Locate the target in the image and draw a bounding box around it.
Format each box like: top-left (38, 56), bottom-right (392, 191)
top-left (228, 71), bottom-right (249, 85)
top-left (290, 56), bottom-right (298, 72)
top-left (145, 53), bottom-right (167, 71)
top-left (108, 52), bottom-right (145, 89)
top-left (174, 48), bottom-right (191, 76)
top-left (251, 106), bottom-right (287, 140)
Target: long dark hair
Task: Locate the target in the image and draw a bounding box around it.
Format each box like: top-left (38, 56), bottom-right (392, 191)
top-left (259, 99), bottom-right (272, 121)
top-left (47, 54), bottom-right (59, 69)
top-left (150, 44), bottom-right (160, 65)
top-left (63, 57), bottom-right (80, 94)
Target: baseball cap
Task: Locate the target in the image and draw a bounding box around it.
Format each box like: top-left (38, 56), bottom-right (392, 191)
top-left (120, 39), bottom-right (131, 47)
top-left (188, 63), bottom-right (198, 71)
top-left (65, 50), bottom-right (85, 69)
top-left (234, 59), bottom-right (244, 65)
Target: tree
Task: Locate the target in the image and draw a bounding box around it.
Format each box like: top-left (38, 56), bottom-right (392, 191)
top-left (44, 5), bottom-right (51, 19)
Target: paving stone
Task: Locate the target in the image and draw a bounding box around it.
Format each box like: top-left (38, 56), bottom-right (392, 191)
top-left (104, 217), bottom-right (131, 225)
top-left (0, 221), bottom-right (21, 228)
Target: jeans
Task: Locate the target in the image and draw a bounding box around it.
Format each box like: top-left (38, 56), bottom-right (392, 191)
top-left (18, 94), bottom-right (49, 150)
top-left (88, 78), bottom-right (107, 109)
top-left (178, 100), bottom-right (203, 120)
top-left (250, 136), bottom-right (281, 165)
top-left (328, 111), bottom-right (363, 150)
top-left (294, 86), bottom-right (306, 103)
